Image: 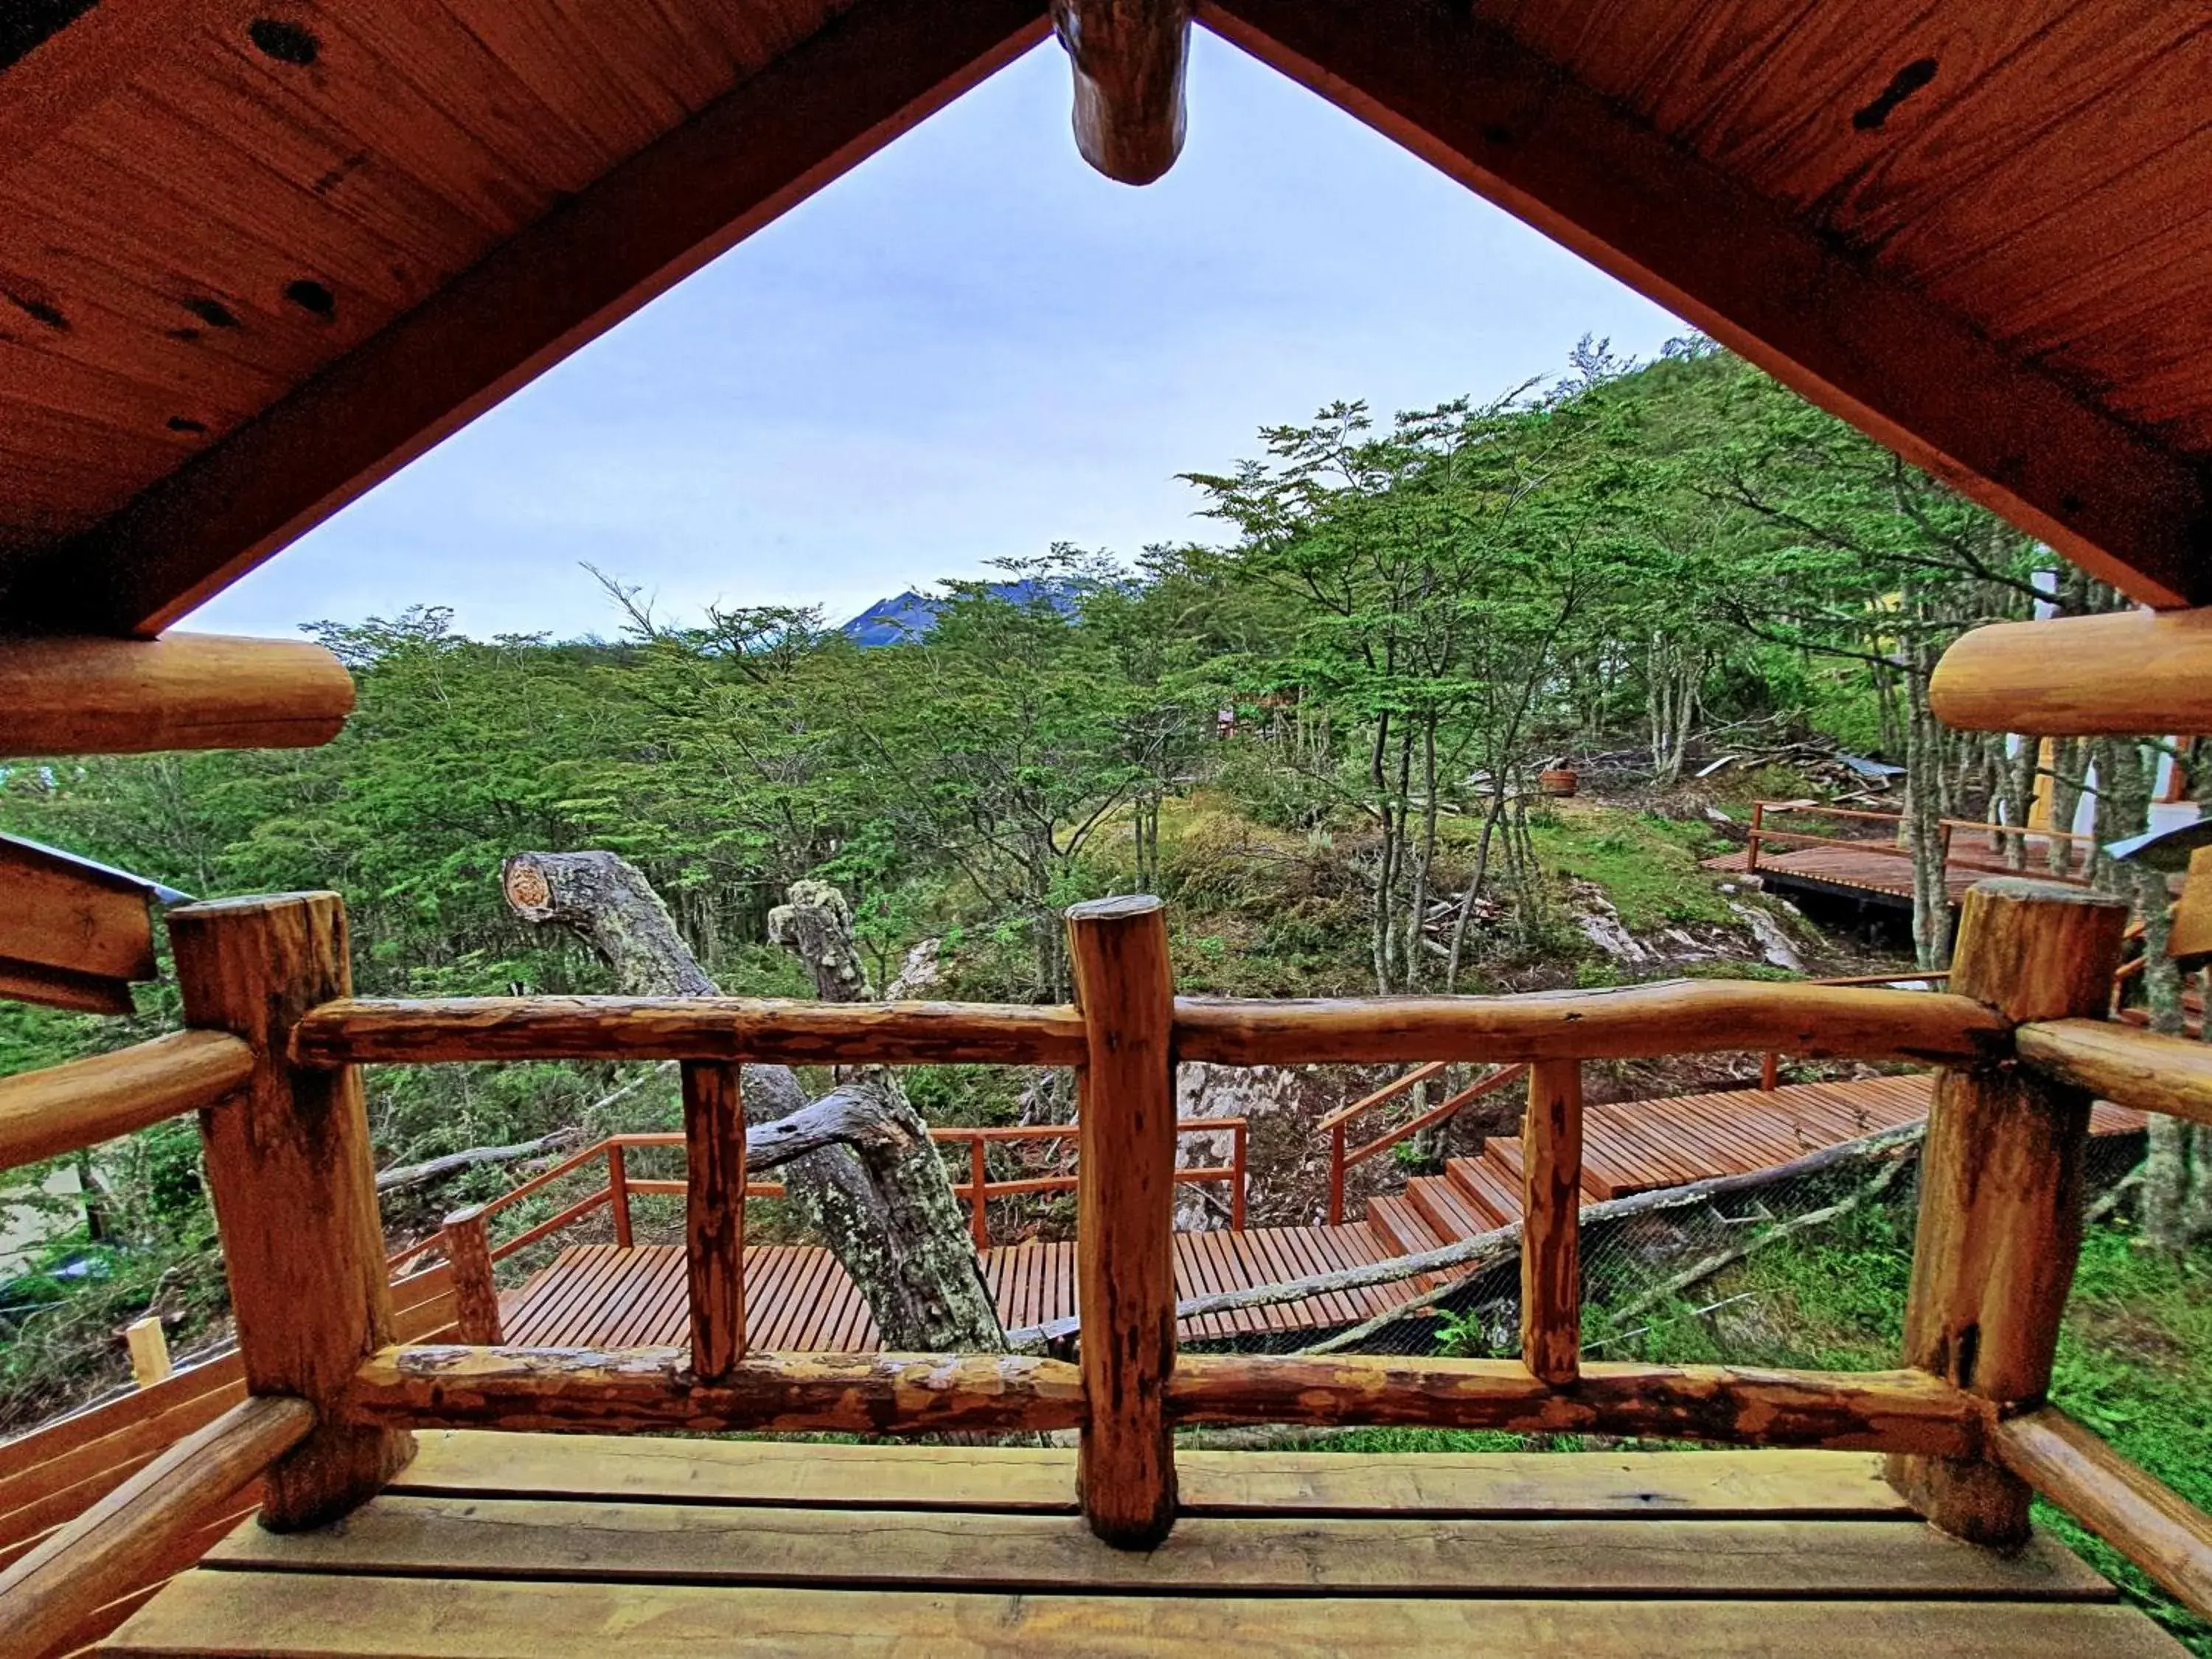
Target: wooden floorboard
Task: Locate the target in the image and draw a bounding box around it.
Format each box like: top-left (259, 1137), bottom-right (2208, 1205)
top-left (104, 1438), bottom-right (2185, 1659)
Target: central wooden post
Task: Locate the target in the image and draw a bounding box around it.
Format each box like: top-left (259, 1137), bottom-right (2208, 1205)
top-left (167, 892), bottom-right (412, 1530)
top-left (1520, 1059), bottom-right (1583, 1385)
top-left (1066, 894), bottom-right (1179, 1548)
top-left (1888, 877), bottom-right (2128, 1545)
top-left (682, 1060), bottom-right (746, 1382)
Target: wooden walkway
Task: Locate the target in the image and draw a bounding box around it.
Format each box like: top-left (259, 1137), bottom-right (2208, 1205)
top-left (1703, 844), bottom-right (2015, 908)
top-left (498, 1075), bottom-right (2147, 1351)
top-left (104, 1433), bottom-right (2185, 1658)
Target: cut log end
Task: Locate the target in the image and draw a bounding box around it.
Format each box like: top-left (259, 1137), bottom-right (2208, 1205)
top-left (1052, 0), bottom-right (1191, 186)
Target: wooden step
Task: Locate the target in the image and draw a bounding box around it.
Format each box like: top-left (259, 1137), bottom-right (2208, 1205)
top-left (1444, 1157), bottom-right (1520, 1230)
top-left (1406, 1172), bottom-right (1496, 1244)
top-left (1365, 1194), bottom-right (1446, 1256)
top-left (1481, 1135), bottom-right (1619, 1203)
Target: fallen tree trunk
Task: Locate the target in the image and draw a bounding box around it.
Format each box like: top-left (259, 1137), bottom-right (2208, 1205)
top-left (375, 1129), bottom-right (582, 1194)
top-left (1005, 1117), bottom-right (1930, 1352)
top-left (504, 853), bottom-right (1005, 1353)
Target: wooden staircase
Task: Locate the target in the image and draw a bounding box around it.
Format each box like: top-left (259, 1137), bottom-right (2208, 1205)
top-left (1360, 1074), bottom-right (2147, 1250)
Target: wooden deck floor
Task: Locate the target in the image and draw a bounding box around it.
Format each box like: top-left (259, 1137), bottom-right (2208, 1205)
top-left (1703, 844), bottom-right (2010, 906)
top-left (102, 1433), bottom-right (2188, 1657)
top-left (500, 1075), bottom-right (2146, 1350)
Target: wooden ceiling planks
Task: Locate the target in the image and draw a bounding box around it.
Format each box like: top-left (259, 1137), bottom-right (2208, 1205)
top-left (1, 0), bottom-right (2211, 627)
top-left (1204, 0), bottom-right (2212, 609)
top-left (3, 0), bottom-right (1050, 636)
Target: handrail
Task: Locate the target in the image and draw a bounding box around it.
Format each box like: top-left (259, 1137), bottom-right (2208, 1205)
top-left (399, 1118), bottom-right (1251, 1265)
top-left (0, 1031), bottom-right (253, 1174)
top-left (1324, 1062), bottom-right (1528, 1225)
top-left (1755, 971), bottom-right (1950, 1090)
top-left (39, 883), bottom-right (2212, 1624)
top-left (298, 980), bottom-right (2010, 1071)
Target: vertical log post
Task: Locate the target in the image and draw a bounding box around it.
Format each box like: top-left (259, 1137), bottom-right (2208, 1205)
top-left (1888, 877), bottom-right (2129, 1545)
top-left (1746, 801), bottom-right (1764, 873)
top-left (607, 1142), bottom-right (633, 1249)
top-left (167, 892), bottom-right (412, 1530)
top-left (1327, 1122), bottom-right (1346, 1225)
top-left (682, 1060), bottom-right (746, 1383)
top-left (1066, 894), bottom-right (1178, 1548)
top-left (440, 1207), bottom-right (503, 1345)
top-left (969, 1136), bottom-right (991, 1251)
top-left (1520, 1060), bottom-right (1583, 1385)
top-left (1230, 1118), bottom-right (1248, 1231)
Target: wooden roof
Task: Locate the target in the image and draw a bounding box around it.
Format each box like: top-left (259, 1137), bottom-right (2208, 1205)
top-left (1, 0), bottom-right (2208, 636)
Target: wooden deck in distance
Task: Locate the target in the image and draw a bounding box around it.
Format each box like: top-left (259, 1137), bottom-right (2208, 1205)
top-left (102, 1433), bottom-right (2188, 1657)
top-left (1704, 844), bottom-right (2012, 907)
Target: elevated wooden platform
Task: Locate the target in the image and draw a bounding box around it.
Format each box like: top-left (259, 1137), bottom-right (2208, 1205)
top-left (497, 1075), bottom-right (2144, 1349)
top-left (1704, 844), bottom-right (2002, 908)
top-left (101, 1433), bottom-right (2185, 1657)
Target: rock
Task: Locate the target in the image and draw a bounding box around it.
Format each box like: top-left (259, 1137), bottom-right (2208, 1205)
top-left (1569, 879), bottom-right (1654, 964)
top-left (1727, 900), bottom-right (1806, 972)
top-left (882, 937), bottom-right (942, 1001)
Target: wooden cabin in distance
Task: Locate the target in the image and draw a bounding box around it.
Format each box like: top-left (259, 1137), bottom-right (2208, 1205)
top-left (6, 1), bottom-right (2212, 1653)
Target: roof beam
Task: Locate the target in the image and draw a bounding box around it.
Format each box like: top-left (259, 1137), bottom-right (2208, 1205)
top-left (15, 0), bottom-right (1051, 636)
top-left (1052, 0), bottom-right (1193, 185)
top-left (0, 1), bottom-right (258, 173)
top-left (1200, 0), bottom-right (2212, 608)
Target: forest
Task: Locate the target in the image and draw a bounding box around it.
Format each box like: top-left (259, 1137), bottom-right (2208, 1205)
top-left (3, 335), bottom-right (2205, 1433)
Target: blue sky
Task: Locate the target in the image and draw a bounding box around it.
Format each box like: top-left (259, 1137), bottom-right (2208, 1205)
top-left (193, 31), bottom-right (1683, 643)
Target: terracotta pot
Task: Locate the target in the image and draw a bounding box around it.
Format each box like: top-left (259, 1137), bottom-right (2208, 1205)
top-left (1538, 767), bottom-right (1579, 799)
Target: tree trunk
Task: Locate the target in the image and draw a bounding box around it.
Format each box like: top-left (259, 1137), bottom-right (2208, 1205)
top-left (504, 853), bottom-right (1006, 1352)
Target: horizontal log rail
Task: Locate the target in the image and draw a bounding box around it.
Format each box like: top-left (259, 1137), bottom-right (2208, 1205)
top-left (0, 1394), bottom-right (314, 1659)
top-left (337, 1343), bottom-right (1980, 1455)
top-left (0, 1031), bottom-right (253, 1174)
top-left (291, 995), bottom-right (1091, 1068)
top-left (2015, 1018), bottom-right (2212, 1130)
top-left (1324, 1062), bottom-right (1529, 1225)
top-left (293, 980), bottom-right (2008, 1071)
top-left (1990, 1406), bottom-right (2212, 1621)
top-left (1754, 971), bottom-right (1951, 1091)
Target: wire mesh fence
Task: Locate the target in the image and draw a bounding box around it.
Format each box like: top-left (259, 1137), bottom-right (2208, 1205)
top-left (1198, 1127), bottom-right (2149, 1363)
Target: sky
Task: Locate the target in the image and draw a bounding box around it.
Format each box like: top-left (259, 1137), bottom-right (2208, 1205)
top-left (192, 30), bottom-right (1684, 643)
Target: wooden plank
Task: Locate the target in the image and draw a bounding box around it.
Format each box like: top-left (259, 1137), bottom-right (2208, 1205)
top-left (1892, 879), bottom-right (2132, 1545)
top-left (1520, 1060), bottom-right (1582, 1385)
top-left (169, 893), bottom-right (412, 1528)
top-left (0, 1394), bottom-right (310, 1659)
top-left (1065, 895), bottom-right (1180, 1547)
top-left (0, 0), bottom-right (257, 173)
top-left (21, 0), bottom-right (1051, 637)
top-left (103, 1576), bottom-right (2188, 1659)
top-left (0, 1032), bottom-right (250, 1173)
top-left (0, 835), bottom-right (158, 987)
top-left (680, 1060), bottom-right (745, 1380)
top-left (0, 633), bottom-right (352, 755)
top-left (205, 1492), bottom-right (2115, 1600)
top-left (389, 1433), bottom-right (1921, 1518)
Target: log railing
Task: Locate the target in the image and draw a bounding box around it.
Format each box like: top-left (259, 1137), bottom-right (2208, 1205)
top-left (1319, 1060), bottom-right (1530, 1224)
top-left (1745, 799), bottom-right (2096, 883)
top-left (1754, 970), bottom-right (1952, 1090)
top-left (7, 879), bottom-right (2212, 1623)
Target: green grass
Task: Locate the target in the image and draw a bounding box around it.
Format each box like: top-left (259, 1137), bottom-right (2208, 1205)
top-left (1586, 1203), bottom-right (2212, 1653)
top-left (1518, 805), bottom-right (1737, 933)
